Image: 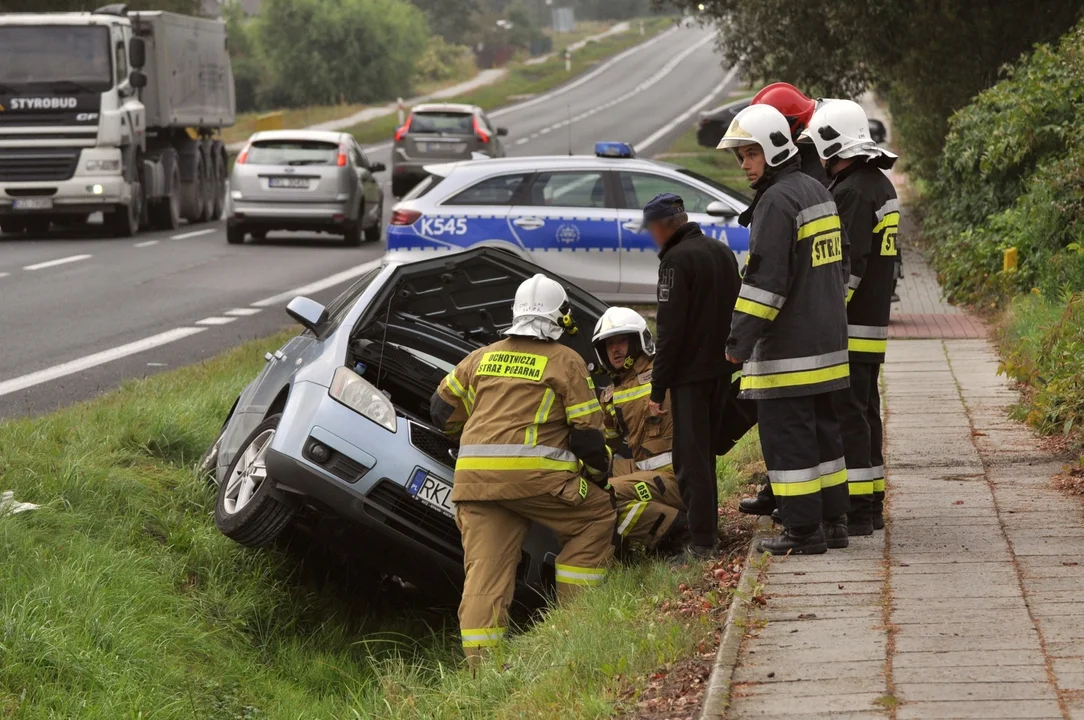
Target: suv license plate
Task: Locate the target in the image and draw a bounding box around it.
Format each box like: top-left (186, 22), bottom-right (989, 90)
top-left (418, 142), bottom-right (466, 154)
top-left (407, 468), bottom-right (455, 517)
top-left (13, 197), bottom-right (53, 210)
top-left (268, 177), bottom-right (310, 189)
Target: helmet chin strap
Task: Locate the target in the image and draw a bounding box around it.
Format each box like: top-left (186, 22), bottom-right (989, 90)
top-left (622, 356), bottom-right (635, 370)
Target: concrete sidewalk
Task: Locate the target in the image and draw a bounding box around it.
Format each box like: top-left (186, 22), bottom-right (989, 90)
top-left (719, 242), bottom-right (1084, 719)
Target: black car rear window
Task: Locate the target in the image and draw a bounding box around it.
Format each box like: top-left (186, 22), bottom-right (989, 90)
top-left (410, 112), bottom-right (474, 135)
top-left (248, 140), bottom-right (339, 166)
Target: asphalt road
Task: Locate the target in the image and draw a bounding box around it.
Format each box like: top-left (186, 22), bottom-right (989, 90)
top-left (0, 24), bottom-right (737, 420)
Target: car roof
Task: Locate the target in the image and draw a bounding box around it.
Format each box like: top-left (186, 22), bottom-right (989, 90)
top-left (412, 103), bottom-right (479, 114)
top-left (248, 129), bottom-right (346, 143)
top-left (421, 154), bottom-right (685, 178)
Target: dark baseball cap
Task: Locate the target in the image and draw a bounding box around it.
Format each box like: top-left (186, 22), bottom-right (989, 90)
top-left (642, 192), bottom-right (685, 224)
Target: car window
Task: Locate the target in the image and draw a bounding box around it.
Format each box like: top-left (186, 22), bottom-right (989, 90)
top-left (247, 140), bottom-right (339, 166)
top-left (313, 267), bottom-right (383, 338)
top-left (410, 112), bottom-right (474, 135)
top-left (403, 174), bottom-right (440, 200)
top-left (114, 41), bottom-right (127, 86)
top-left (351, 144), bottom-right (366, 168)
top-left (444, 173), bottom-right (530, 206)
top-left (619, 171), bottom-right (718, 214)
top-left (527, 171), bottom-right (607, 209)
top-left (676, 168), bottom-right (752, 203)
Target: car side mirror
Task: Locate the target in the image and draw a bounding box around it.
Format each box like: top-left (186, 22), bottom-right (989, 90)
top-left (706, 200), bottom-right (738, 219)
top-left (371, 162), bottom-right (386, 173)
top-left (129, 37), bottom-right (146, 69)
top-left (286, 296), bottom-right (328, 333)
top-left (496, 127), bottom-right (509, 137)
top-left (129, 70), bottom-right (148, 89)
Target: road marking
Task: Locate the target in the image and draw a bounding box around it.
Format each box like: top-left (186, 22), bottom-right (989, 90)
top-left (225, 308), bottom-right (262, 317)
top-left (23, 254), bottom-right (92, 271)
top-left (134, 240), bottom-right (159, 248)
top-left (636, 67), bottom-right (739, 153)
top-left (252, 258), bottom-right (384, 308)
top-left (196, 316), bottom-right (237, 326)
top-left (0, 327), bottom-right (206, 398)
top-left (0, 272), bottom-right (9, 279)
top-left (171, 228), bottom-right (218, 240)
top-left (514, 138), bottom-right (529, 146)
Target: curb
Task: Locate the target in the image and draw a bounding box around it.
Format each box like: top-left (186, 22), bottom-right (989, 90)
top-left (699, 538), bottom-right (764, 719)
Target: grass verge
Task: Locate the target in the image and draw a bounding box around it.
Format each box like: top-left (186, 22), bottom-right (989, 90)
top-left (653, 126), bottom-right (754, 202)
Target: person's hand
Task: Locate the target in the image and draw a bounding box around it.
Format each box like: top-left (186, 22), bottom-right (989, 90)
top-left (725, 353), bottom-right (742, 365)
top-left (649, 400), bottom-right (667, 417)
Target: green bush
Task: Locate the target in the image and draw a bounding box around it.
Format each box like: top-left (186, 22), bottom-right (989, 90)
top-left (413, 36), bottom-right (474, 84)
top-left (926, 21), bottom-right (1084, 304)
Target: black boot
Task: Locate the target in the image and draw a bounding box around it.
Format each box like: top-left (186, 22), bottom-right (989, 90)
top-left (757, 526), bottom-right (828, 556)
top-left (653, 511), bottom-right (691, 557)
top-left (739, 494), bottom-right (776, 516)
top-left (770, 508), bottom-right (781, 524)
top-left (824, 516), bottom-right (850, 549)
top-left (848, 514), bottom-right (875, 537)
top-left (872, 513), bottom-right (885, 531)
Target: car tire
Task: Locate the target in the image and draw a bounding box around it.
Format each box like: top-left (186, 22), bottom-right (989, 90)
top-left (199, 425), bottom-right (227, 484)
top-left (364, 200), bottom-right (383, 243)
top-left (343, 205), bottom-right (362, 247)
top-left (214, 414), bottom-right (295, 547)
top-left (227, 225), bottom-right (245, 244)
top-left (250, 230), bottom-right (267, 241)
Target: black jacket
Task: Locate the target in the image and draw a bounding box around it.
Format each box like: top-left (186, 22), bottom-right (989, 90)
top-left (832, 159), bottom-right (900, 364)
top-left (651, 222), bottom-right (741, 402)
top-left (726, 163), bottom-right (850, 400)
top-left (799, 142), bottom-right (831, 188)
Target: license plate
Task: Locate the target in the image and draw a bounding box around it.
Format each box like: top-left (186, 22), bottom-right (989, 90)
top-left (418, 142), bottom-right (466, 154)
top-left (406, 468), bottom-right (455, 517)
top-left (12, 197), bottom-right (53, 210)
top-left (268, 177), bottom-right (310, 189)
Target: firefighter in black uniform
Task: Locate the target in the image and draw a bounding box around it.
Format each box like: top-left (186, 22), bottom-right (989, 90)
top-left (802, 99), bottom-right (900, 533)
top-left (719, 104), bottom-right (851, 555)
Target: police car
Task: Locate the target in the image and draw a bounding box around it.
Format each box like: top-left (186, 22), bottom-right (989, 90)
top-left (386, 142), bottom-right (751, 302)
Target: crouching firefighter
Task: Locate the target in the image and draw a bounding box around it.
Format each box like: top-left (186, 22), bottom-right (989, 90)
top-left (430, 274), bottom-right (616, 667)
top-left (592, 307), bottom-right (690, 556)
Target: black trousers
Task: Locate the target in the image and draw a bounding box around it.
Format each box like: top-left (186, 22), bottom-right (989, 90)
top-left (757, 393), bottom-right (849, 530)
top-left (671, 377), bottom-right (728, 547)
top-left (830, 362), bottom-right (879, 521)
top-left (864, 364), bottom-right (886, 516)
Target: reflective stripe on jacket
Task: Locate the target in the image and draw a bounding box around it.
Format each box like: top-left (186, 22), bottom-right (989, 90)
top-left (601, 356), bottom-right (674, 471)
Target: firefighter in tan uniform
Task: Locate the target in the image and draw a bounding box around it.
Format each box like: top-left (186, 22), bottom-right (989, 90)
top-left (430, 274), bottom-right (616, 666)
top-left (592, 307), bottom-right (689, 554)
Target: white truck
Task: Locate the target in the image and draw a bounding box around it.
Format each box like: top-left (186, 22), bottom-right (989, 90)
top-left (0, 4), bottom-right (235, 237)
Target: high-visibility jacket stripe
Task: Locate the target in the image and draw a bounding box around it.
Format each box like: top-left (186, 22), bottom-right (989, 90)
top-left (873, 478), bottom-right (886, 493)
top-left (617, 501), bottom-right (648, 537)
top-left (459, 443), bottom-right (577, 460)
top-left (605, 428), bottom-right (621, 440)
top-left (820, 468), bottom-right (848, 489)
top-left (797, 214), bottom-right (842, 241)
top-left (796, 201), bottom-right (839, 227)
top-left (744, 350), bottom-right (850, 376)
top-left (741, 363), bottom-right (849, 391)
top-left (586, 376), bottom-right (595, 390)
top-left (848, 274), bottom-right (862, 291)
top-left (461, 626), bottom-right (507, 648)
top-left (456, 456), bottom-right (579, 472)
top-left (873, 211), bottom-right (900, 235)
top-left (847, 467), bottom-right (882, 482)
top-left (875, 198), bottom-right (900, 221)
top-left (849, 338), bottom-right (888, 354)
top-left (735, 297), bottom-right (780, 321)
top-left (768, 465), bottom-right (820, 484)
top-left (636, 452), bottom-right (673, 472)
top-left (566, 398), bottom-right (602, 420)
top-left (525, 388), bottom-right (556, 445)
top-left (739, 283), bottom-right (787, 309)
top-left (773, 477), bottom-right (820, 497)
top-left (849, 324), bottom-right (889, 339)
top-left (846, 288), bottom-right (855, 304)
top-left (849, 481), bottom-right (875, 496)
top-left (613, 384), bottom-right (651, 404)
top-left (555, 563), bottom-right (607, 586)
top-left (445, 373), bottom-right (467, 399)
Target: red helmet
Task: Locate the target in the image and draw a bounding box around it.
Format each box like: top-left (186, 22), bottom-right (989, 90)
top-left (751, 82), bottom-right (817, 139)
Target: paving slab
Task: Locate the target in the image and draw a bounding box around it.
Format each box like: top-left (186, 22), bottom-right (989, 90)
top-left (896, 700), bottom-right (1063, 719)
top-left (895, 681), bottom-right (1059, 701)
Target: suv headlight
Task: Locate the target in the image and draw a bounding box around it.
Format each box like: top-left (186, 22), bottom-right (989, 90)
top-left (85, 159), bottom-right (121, 173)
top-left (329, 366), bottom-right (396, 432)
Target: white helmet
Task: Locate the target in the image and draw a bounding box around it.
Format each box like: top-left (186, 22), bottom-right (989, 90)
top-left (717, 104), bottom-right (798, 167)
top-left (592, 306), bottom-right (655, 374)
top-left (505, 273), bottom-right (570, 340)
top-left (800, 99), bottom-right (898, 163)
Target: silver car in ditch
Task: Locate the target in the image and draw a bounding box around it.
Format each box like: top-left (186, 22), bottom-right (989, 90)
top-left (227, 130), bottom-right (385, 246)
top-left (204, 247), bottom-right (610, 600)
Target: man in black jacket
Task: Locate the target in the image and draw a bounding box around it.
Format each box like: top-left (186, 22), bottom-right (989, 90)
top-left (645, 192), bottom-right (742, 556)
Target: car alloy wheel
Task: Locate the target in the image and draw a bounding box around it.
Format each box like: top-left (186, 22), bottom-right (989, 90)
top-left (222, 427), bottom-right (273, 514)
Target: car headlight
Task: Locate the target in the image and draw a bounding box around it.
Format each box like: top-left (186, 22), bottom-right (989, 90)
top-left (329, 366), bottom-right (396, 432)
top-left (85, 159), bottom-right (121, 172)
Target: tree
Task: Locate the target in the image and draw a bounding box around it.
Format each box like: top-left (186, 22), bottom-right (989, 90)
top-left (410, 0), bottom-right (479, 44)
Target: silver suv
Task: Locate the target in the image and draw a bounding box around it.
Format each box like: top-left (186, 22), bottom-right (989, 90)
top-left (391, 103), bottom-right (507, 198)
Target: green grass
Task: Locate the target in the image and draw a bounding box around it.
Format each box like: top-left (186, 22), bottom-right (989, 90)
top-left (345, 17), bottom-right (674, 145)
top-left (653, 127), bottom-right (754, 202)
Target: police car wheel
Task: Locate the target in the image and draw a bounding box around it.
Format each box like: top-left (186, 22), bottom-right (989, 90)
top-left (214, 414), bottom-right (296, 547)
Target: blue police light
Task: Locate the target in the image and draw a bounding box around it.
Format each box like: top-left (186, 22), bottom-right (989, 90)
top-left (595, 141), bottom-right (636, 159)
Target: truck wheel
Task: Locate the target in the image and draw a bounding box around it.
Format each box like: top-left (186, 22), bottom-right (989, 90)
top-left (151, 162), bottom-right (182, 231)
top-left (182, 151), bottom-right (206, 224)
top-left (109, 182), bottom-right (142, 238)
top-left (214, 415), bottom-right (295, 547)
top-left (211, 143), bottom-right (226, 221)
top-left (364, 200), bottom-right (383, 243)
top-left (200, 144), bottom-right (216, 223)
top-left (227, 225), bottom-right (245, 244)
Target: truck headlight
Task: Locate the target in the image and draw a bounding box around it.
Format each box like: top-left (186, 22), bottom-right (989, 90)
top-left (85, 159), bottom-right (121, 173)
top-left (329, 366), bottom-right (396, 432)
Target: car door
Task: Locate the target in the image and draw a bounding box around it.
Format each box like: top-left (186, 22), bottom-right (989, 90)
top-left (401, 171), bottom-right (529, 252)
top-left (615, 171), bottom-right (747, 298)
top-left (506, 169), bottom-right (621, 296)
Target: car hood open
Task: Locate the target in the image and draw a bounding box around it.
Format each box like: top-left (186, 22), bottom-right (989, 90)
top-left (355, 247), bottom-right (611, 373)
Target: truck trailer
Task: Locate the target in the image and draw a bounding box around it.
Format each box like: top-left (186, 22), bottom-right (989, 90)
top-left (0, 4), bottom-right (236, 237)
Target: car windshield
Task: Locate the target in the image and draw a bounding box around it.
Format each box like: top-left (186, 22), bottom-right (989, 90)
top-left (676, 167), bottom-right (753, 203)
top-left (313, 267), bottom-right (382, 337)
top-left (0, 26), bottom-right (112, 90)
top-left (247, 140), bottom-right (340, 166)
top-left (410, 112), bottom-right (474, 135)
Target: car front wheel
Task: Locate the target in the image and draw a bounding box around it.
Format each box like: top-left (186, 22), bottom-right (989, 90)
top-left (214, 414), bottom-right (295, 546)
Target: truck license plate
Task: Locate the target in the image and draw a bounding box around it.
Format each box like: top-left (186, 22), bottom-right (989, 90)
top-left (407, 468), bottom-right (454, 517)
top-left (12, 197), bottom-right (53, 210)
top-left (268, 177), bottom-right (310, 189)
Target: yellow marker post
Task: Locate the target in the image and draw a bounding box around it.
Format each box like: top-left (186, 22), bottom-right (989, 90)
top-left (256, 111), bottom-right (284, 132)
top-left (1003, 247), bottom-right (1019, 272)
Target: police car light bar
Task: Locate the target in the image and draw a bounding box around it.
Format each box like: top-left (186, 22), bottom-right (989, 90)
top-left (595, 141), bottom-right (636, 159)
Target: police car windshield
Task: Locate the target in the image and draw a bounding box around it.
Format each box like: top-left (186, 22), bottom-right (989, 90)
top-left (676, 168), bottom-right (753, 202)
top-left (410, 112), bottom-right (474, 135)
top-left (0, 26), bottom-right (112, 90)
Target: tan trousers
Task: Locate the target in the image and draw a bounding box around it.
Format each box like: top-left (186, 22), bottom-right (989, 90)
top-left (610, 458), bottom-right (683, 550)
top-left (455, 476), bottom-right (616, 664)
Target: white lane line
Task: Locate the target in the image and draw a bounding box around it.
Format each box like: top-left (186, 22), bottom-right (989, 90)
top-left (514, 138), bottom-right (529, 146)
top-left (252, 258), bottom-right (383, 308)
top-left (225, 308), bottom-right (262, 317)
top-left (134, 240), bottom-right (159, 248)
top-left (23, 254), bottom-right (92, 271)
top-left (637, 67), bottom-right (739, 153)
top-left (0, 272), bottom-right (9, 279)
top-left (0, 327), bottom-right (206, 398)
top-left (195, 316), bottom-right (237, 326)
top-left (171, 228), bottom-right (218, 240)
